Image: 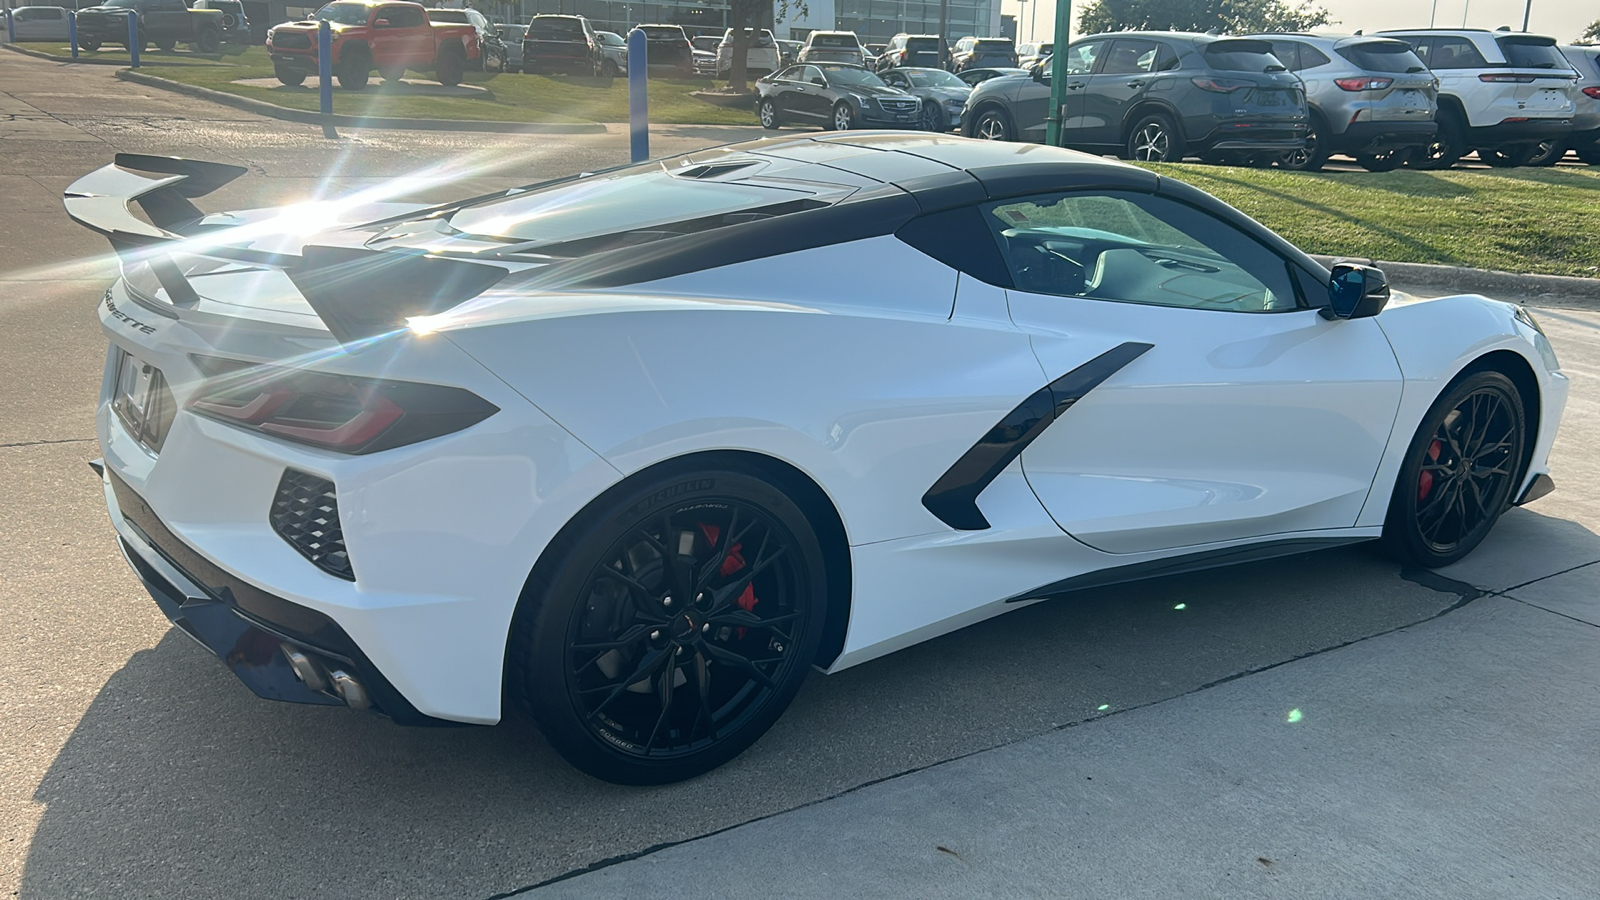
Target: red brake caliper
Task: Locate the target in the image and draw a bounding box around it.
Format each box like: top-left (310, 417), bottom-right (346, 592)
top-left (1418, 439), bottom-right (1443, 501)
top-left (699, 524), bottom-right (757, 636)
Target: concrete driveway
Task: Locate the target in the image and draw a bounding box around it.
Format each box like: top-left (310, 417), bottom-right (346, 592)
top-left (1, 49), bottom-right (1596, 899)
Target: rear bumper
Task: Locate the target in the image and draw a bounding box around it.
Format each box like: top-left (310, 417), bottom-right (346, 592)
top-left (1193, 120), bottom-right (1309, 152)
top-left (1329, 120), bottom-right (1437, 152)
top-left (1466, 118), bottom-right (1574, 145)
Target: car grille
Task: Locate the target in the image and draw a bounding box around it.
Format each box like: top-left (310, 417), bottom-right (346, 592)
top-left (881, 99), bottom-right (918, 112)
top-left (272, 32), bottom-right (311, 50)
top-left (271, 469), bottom-right (354, 581)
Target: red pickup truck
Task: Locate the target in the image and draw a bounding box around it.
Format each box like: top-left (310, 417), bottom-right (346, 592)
top-left (266, 0), bottom-right (481, 90)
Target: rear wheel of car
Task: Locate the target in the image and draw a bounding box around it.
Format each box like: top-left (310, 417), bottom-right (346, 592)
top-left (154, 38), bottom-right (176, 52)
top-left (601, 58), bottom-right (620, 77)
top-left (1525, 140), bottom-right (1565, 167)
top-left (1408, 110), bottom-right (1465, 170)
top-left (1126, 113), bottom-right (1184, 163)
top-left (336, 46), bottom-right (370, 90)
top-left (274, 65), bottom-right (306, 87)
top-left (972, 107), bottom-right (1011, 140)
top-left (77, 36), bottom-right (101, 52)
top-left (195, 27), bottom-right (221, 54)
top-left (1382, 371), bottom-right (1526, 568)
top-left (1479, 143), bottom-right (1537, 168)
top-left (436, 45), bottom-right (465, 87)
top-left (830, 101), bottom-right (855, 131)
top-left (1355, 148), bottom-right (1410, 172)
top-left (758, 98), bottom-right (781, 130)
top-left (509, 463), bottom-right (829, 785)
top-left (1575, 139), bottom-right (1600, 166)
top-left (1278, 113), bottom-right (1330, 172)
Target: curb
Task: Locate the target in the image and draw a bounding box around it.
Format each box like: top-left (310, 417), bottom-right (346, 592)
top-left (114, 67), bottom-right (607, 134)
top-left (1310, 254), bottom-right (1600, 311)
top-left (3, 41), bottom-right (225, 66)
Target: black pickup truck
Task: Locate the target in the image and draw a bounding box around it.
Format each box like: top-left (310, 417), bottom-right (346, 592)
top-left (75, 0), bottom-right (225, 53)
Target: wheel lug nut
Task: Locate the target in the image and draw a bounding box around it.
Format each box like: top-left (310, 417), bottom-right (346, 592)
top-left (702, 622), bottom-right (711, 633)
top-left (650, 630), bottom-right (662, 641)
top-left (663, 595), bottom-right (674, 609)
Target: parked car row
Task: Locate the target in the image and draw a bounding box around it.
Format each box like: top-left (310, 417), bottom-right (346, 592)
top-left (958, 28), bottom-right (1600, 170)
top-left (9, 0), bottom-right (251, 50)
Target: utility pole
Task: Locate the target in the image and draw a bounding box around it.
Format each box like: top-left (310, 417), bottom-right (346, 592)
top-left (1016, 0), bottom-right (1028, 42)
top-left (1030, 0), bottom-right (1038, 43)
top-left (1521, 0), bottom-right (1531, 31)
top-left (937, 0), bottom-right (948, 63)
top-left (1045, 0), bottom-right (1072, 145)
top-left (1429, 0), bottom-right (1438, 27)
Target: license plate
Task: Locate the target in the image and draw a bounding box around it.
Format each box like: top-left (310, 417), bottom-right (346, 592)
top-left (1255, 89), bottom-right (1290, 107)
top-left (1397, 89), bottom-right (1426, 107)
top-left (113, 349), bottom-right (172, 453)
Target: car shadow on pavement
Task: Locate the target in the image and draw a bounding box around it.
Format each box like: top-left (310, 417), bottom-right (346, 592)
top-left (20, 508), bottom-right (1597, 899)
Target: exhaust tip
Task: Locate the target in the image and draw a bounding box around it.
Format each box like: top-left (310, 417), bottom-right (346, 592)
top-left (281, 645), bottom-right (329, 692)
top-left (328, 669), bottom-right (371, 710)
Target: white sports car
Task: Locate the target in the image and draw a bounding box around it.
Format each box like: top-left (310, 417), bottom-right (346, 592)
top-left (67, 136), bottom-right (1567, 784)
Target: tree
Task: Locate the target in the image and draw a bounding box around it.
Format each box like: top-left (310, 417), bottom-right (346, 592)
top-left (724, 0), bottom-right (806, 93)
top-left (1077, 0), bottom-right (1332, 36)
top-left (1579, 19), bottom-right (1600, 44)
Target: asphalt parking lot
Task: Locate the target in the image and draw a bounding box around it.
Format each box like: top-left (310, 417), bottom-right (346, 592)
top-left (2, 50), bottom-right (1598, 899)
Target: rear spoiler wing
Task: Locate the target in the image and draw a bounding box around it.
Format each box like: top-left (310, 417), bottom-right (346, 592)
top-left (64, 154), bottom-right (509, 343)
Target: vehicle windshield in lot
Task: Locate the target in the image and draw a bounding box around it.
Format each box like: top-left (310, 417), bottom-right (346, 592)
top-left (907, 69), bottom-right (965, 87)
top-left (315, 2), bottom-right (371, 25)
top-left (1496, 37), bottom-right (1570, 69)
top-left (1337, 41), bottom-right (1428, 73)
top-left (813, 34), bottom-right (860, 48)
top-left (1204, 40), bottom-right (1287, 72)
top-left (530, 17), bottom-right (584, 37)
top-left (447, 167), bottom-right (817, 245)
top-left (819, 65), bottom-right (886, 87)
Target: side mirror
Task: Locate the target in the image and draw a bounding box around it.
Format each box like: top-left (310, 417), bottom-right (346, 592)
top-left (1031, 63), bottom-right (1046, 82)
top-left (810, 77), bottom-right (825, 86)
top-left (1323, 262), bottom-right (1390, 320)
top-left (372, 17), bottom-right (389, 27)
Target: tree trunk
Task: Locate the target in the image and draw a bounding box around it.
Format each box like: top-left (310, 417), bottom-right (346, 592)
top-left (728, 27), bottom-right (751, 92)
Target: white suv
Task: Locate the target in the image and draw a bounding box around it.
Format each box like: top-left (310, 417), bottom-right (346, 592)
top-left (716, 28), bottom-right (780, 77)
top-left (1380, 29), bottom-right (1578, 168)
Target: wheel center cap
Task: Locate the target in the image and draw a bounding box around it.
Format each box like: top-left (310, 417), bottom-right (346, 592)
top-left (671, 613), bottom-right (699, 642)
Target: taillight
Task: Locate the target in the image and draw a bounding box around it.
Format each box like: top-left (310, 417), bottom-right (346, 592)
top-left (1334, 76), bottom-right (1394, 91)
top-left (1479, 73), bottom-right (1536, 83)
top-left (187, 357), bottom-right (498, 454)
top-left (1584, 86), bottom-right (1600, 99)
top-left (1191, 76), bottom-right (1252, 93)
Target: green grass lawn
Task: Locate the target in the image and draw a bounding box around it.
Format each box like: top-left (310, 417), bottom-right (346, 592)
top-left (1139, 162), bottom-right (1600, 278)
top-left (25, 41), bottom-right (231, 63)
top-left (112, 45), bottom-right (756, 125)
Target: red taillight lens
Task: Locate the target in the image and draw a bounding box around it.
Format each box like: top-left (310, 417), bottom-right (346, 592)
top-left (1479, 73), bottom-right (1537, 83)
top-left (1334, 76), bottom-right (1394, 91)
top-left (187, 357), bottom-right (498, 454)
top-left (1583, 86), bottom-right (1600, 99)
top-left (1191, 76), bottom-right (1252, 93)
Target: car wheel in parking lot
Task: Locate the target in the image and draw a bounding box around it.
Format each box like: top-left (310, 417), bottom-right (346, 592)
top-left (1278, 114), bottom-right (1330, 172)
top-left (436, 46), bottom-right (465, 87)
top-left (1126, 114), bottom-right (1185, 163)
top-left (973, 107), bottom-right (1011, 141)
top-left (1355, 149), bottom-right (1410, 172)
top-left (1408, 112), bottom-right (1465, 170)
top-left (1479, 144), bottom-right (1538, 168)
top-left (918, 103), bottom-right (946, 133)
top-left (274, 65), bottom-right (307, 87)
top-left (758, 98), bottom-right (781, 130)
top-left (1382, 371), bottom-right (1526, 569)
top-left (196, 27), bottom-right (221, 54)
top-left (602, 58), bottom-right (620, 77)
top-left (76, 36), bottom-right (101, 51)
top-left (155, 38), bottom-right (176, 52)
top-left (1575, 140), bottom-right (1600, 166)
top-left (1525, 140), bottom-right (1565, 167)
top-left (830, 101), bottom-right (855, 131)
top-left (336, 47), bottom-right (370, 90)
top-left (510, 465), bottom-right (829, 785)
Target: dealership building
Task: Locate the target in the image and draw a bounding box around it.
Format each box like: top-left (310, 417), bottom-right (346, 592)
top-left (510, 0), bottom-right (1003, 44)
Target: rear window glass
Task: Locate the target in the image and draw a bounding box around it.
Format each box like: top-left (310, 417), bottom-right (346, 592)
top-left (529, 17), bottom-right (584, 37)
top-left (1337, 41), bottom-right (1427, 73)
top-left (907, 37), bottom-right (942, 51)
top-left (428, 10), bottom-right (466, 22)
top-left (812, 34), bottom-right (859, 48)
top-left (1496, 38), bottom-right (1568, 69)
top-left (1203, 40), bottom-right (1286, 72)
top-left (642, 26), bottom-right (684, 40)
top-left (975, 39), bottom-right (1014, 50)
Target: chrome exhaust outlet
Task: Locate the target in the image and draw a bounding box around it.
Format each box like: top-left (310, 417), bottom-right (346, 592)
top-left (281, 645), bottom-right (329, 692)
top-left (328, 669), bottom-right (371, 710)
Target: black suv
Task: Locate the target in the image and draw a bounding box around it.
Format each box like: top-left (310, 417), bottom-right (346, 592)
top-left (523, 14), bottom-right (599, 76)
top-left (961, 32), bottom-right (1308, 162)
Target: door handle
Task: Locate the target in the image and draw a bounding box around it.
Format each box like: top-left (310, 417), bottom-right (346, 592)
top-left (1127, 80), bottom-right (1145, 88)
top-left (1066, 81), bottom-right (1085, 90)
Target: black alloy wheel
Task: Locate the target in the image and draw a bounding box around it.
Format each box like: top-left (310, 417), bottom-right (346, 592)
top-left (1278, 113), bottom-right (1330, 171)
top-left (513, 465), bottom-right (828, 784)
top-left (919, 101), bottom-right (946, 133)
top-left (1355, 148), bottom-right (1410, 172)
top-left (196, 27), bottom-right (221, 54)
top-left (1383, 371), bottom-right (1526, 567)
top-left (1526, 140), bottom-right (1565, 167)
top-left (758, 98), bottom-right (781, 130)
top-left (973, 107), bottom-right (1010, 140)
top-left (1408, 111), bottom-right (1465, 170)
top-left (1479, 143), bottom-right (1537, 168)
top-left (1126, 113), bottom-right (1184, 163)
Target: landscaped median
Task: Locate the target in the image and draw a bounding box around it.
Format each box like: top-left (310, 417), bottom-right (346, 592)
top-left (90, 45), bottom-right (759, 127)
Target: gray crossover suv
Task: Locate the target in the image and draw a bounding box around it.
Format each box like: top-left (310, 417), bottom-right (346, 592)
top-left (1251, 34), bottom-right (1437, 171)
top-left (961, 32), bottom-right (1308, 162)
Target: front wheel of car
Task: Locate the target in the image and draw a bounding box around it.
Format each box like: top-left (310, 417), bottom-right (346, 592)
top-left (336, 48), bottom-right (370, 90)
top-left (1126, 113), bottom-right (1185, 163)
top-left (830, 101), bottom-right (855, 131)
top-left (919, 102), bottom-right (947, 133)
top-left (154, 38), bottom-right (176, 52)
top-left (758, 98), bottom-right (781, 130)
top-left (1382, 370), bottom-right (1526, 568)
top-left (195, 28), bottom-right (221, 54)
top-left (1479, 143), bottom-right (1537, 168)
top-left (972, 107), bottom-right (1010, 140)
top-left (601, 58), bottom-right (620, 77)
top-left (1355, 148), bottom-right (1410, 172)
top-left (77, 36), bottom-right (101, 52)
top-left (274, 65), bottom-right (307, 87)
top-left (511, 463), bottom-right (830, 785)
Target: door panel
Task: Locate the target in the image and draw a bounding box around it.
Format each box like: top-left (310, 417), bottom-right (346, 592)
top-left (1079, 39), bottom-right (1163, 146)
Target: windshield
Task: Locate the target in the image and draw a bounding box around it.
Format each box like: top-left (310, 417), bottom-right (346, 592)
top-left (692, 36), bottom-right (718, 51)
top-left (1338, 41), bottom-right (1427, 74)
top-left (821, 65), bottom-right (886, 87)
top-left (1497, 37), bottom-right (1568, 69)
top-left (907, 69), bottom-right (965, 88)
top-left (315, 2), bottom-right (370, 25)
top-left (598, 32), bottom-right (623, 45)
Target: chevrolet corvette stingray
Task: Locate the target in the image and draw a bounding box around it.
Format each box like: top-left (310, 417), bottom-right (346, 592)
top-left (66, 135), bottom-right (1566, 784)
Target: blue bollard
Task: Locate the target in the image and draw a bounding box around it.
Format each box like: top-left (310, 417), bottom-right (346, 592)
top-left (318, 19), bottom-right (337, 138)
top-left (126, 11), bottom-right (139, 67)
top-left (69, 11), bottom-right (78, 59)
top-left (627, 28), bottom-right (648, 163)
top-left (5, 9), bottom-right (15, 44)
